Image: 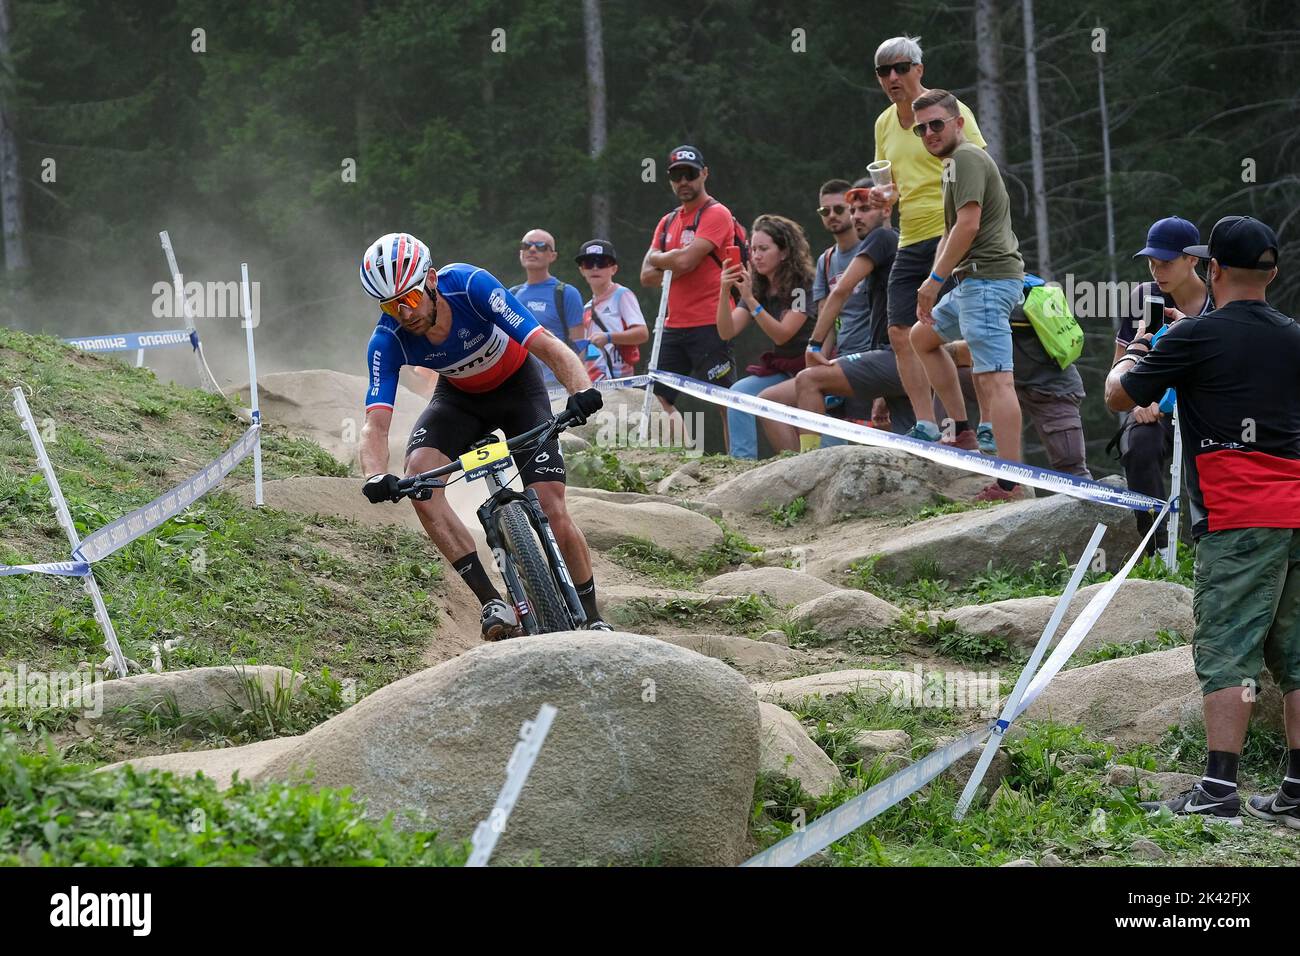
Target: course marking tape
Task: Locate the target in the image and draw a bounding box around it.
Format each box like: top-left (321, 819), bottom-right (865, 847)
top-left (63, 329), bottom-right (195, 353)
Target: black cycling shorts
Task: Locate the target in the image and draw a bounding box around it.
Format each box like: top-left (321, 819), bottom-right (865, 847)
top-left (651, 325), bottom-right (735, 405)
top-left (406, 355), bottom-right (566, 485)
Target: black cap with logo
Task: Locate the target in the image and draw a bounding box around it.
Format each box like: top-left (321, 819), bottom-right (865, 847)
top-left (667, 145), bottom-right (705, 170)
top-left (574, 239), bottom-right (618, 264)
top-left (1184, 216), bottom-right (1280, 270)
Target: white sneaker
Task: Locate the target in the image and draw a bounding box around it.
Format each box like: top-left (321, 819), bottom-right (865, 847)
top-left (480, 599), bottom-right (520, 641)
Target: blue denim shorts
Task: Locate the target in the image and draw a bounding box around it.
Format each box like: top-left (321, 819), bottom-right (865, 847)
top-left (930, 277), bottom-right (1021, 373)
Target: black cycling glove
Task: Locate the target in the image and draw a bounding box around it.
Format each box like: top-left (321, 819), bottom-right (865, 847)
top-left (362, 473), bottom-right (401, 504)
top-left (566, 387), bottom-right (604, 425)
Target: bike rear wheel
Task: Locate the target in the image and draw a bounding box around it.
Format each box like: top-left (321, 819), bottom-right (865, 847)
top-left (497, 502), bottom-right (575, 634)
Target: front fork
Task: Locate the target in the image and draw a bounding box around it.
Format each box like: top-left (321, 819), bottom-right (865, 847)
top-left (478, 484), bottom-right (586, 633)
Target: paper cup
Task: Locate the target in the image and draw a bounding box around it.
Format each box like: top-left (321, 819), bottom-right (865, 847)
top-left (867, 160), bottom-right (893, 186)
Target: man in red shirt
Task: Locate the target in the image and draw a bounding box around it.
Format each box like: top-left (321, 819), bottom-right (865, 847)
top-left (640, 145), bottom-right (740, 445)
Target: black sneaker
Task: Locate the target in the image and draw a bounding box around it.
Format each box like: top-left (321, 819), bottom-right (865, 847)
top-left (1244, 786), bottom-right (1300, 829)
top-left (585, 619), bottom-right (614, 632)
top-left (480, 599), bottom-right (520, 641)
top-left (1139, 782), bottom-right (1242, 826)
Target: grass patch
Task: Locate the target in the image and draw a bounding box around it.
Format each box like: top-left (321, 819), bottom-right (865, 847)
top-left (768, 496), bottom-right (808, 528)
top-left (846, 553), bottom-right (1111, 610)
top-left (617, 593), bottom-right (778, 634)
top-left (0, 733), bottom-right (466, 866)
top-left (605, 521), bottom-right (760, 588)
top-left (565, 448), bottom-right (650, 493)
top-left (1159, 721), bottom-right (1288, 786)
top-left (1080, 629), bottom-right (1187, 666)
top-left (899, 498), bottom-right (993, 525)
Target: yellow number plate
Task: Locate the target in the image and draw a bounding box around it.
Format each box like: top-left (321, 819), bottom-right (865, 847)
top-left (460, 441), bottom-right (511, 480)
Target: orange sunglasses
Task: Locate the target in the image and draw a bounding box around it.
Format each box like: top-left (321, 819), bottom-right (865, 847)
top-left (380, 286), bottom-right (425, 317)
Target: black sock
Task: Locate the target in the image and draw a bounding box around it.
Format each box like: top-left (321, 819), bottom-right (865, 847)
top-left (452, 552), bottom-right (500, 605)
top-left (996, 478), bottom-right (1019, 491)
top-left (1203, 751), bottom-right (1240, 796)
top-left (1283, 750), bottom-right (1300, 798)
top-left (955, 420), bottom-right (970, 434)
top-left (575, 576), bottom-right (600, 622)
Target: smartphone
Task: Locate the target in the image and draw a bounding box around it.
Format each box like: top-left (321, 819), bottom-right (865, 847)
top-left (1143, 293), bottom-right (1165, 328)
top-left (723, 245), bottom-right (742, 267)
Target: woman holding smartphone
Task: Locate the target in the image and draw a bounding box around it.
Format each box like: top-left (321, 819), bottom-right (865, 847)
top-left (717, 215), bottom-right (816, 459)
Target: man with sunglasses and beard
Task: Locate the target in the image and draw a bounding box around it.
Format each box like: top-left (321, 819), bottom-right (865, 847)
top-left (356, 232), bottom-right (610, 640)
top-left (867, 35), bottom-right (987, 445)
top-left (641, 145), bottom-right (743, 447)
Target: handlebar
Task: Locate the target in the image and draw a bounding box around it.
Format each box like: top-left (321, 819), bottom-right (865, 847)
top-left (392, 408), bottom-right (581, 500)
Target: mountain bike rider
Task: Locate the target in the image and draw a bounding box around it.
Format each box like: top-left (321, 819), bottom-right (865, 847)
top-left (356, 232), bottom-right (612, 638)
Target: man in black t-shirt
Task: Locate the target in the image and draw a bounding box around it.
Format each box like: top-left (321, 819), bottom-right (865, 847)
top-left (1106, 215), bottom-right (1300, 829)
top-left (1111, 216), bottom-right (1210, 552)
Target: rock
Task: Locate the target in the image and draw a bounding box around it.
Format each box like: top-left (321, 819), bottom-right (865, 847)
top-left (66, 666), bottom-right (304, 734)
top-left (99, 736), bottom-right (303, 789)
top-left (564, 387), bottom-right (669, 444)
top-left (1040, 852), bottom-right (1067, 867)
top-left (600, 583), bottom-right (738, 630)
top-left (1026, 645), bottom-right (1285, 746)
top-left (698, 567), bottom-right (839, 608)
top-left (848, 729), bottom-right (912, 760)
top-left (935, 735), bottom-right (1012, 797)
top-left (656, 467), bottom-right (701, 496)
top-left (752, 669), bottom-right (920, 706)
top-left (789, 589), bottom-right (903, 638)
top-left (1129, 838), bottom-right (1167, 861)
top-left (653, 632), bottom-right (800, 676)
top-left (1107, 767), bottom-right (1200, 801)
top-left (237, 475), bottom-right (429, 534)
top-left (568, 496), bottom-right (723, 563)
top-left (1000, 858), bottom-right (1036, 867)
top-left (808, 486), bottom-right (1143, 583)
top-left (566, 485), bottom-right (723, 519)
top-left (705, 445), bottom-right (989, 524)
top-left (758, 702), bottom-right (841, 798)
top-left (559, 432), bottom-right (591, 453)
top-left (939, 580), bottom-right (1193, 654)
top-left (757, 630), bottom-right (790, 647)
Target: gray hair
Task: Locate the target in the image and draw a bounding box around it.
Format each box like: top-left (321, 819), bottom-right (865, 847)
top-left (875, 35), bottom-right (923, 67)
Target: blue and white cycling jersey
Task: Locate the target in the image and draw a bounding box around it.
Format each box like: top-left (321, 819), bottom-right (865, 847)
top-left (364, 263), bottom-right (545, 410)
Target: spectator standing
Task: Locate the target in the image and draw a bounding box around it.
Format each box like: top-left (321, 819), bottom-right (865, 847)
top-left (511, 228), bottom-right (585, 388)
top-left (574, 239), bottom-right (648, 382)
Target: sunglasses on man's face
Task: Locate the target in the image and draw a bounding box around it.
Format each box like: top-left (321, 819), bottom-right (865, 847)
top-left (668, 167), bottom-right (701, 183)
top-left (380, 286), bottom-right (425, 318)
top-left (816, 203), bottom-right (848, 218)
top-left (875, 60), bottom-right (915, 78)
top-left (579, 257), bottom-right (614, 270)
top-left (519, 240), bottom-right (553, 252)
top-left (912, 115), bottom-right (958, 137)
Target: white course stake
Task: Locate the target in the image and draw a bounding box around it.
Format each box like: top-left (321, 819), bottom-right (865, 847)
top-left (240, 263), bottom-right (264, 507)
top-left (954, 523), bottom-right (1107, 819)
top-left (638, 270), bottom-right (672, 444)
top-left (159, 230), bottom-right (220, 392)
top-left (1163, 402), bottom-right (1182, 571)
top-left (466, 703), bottom-right (557, 867)
top-left (11, 388), bottom-right (129, 678)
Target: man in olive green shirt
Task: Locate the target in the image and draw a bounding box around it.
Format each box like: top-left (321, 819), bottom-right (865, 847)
top-left (908, 88), bottom-right (1027, 501)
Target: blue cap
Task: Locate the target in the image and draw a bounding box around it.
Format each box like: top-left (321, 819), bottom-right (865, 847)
top-left (1133, 216), bottom-right (1200, 261)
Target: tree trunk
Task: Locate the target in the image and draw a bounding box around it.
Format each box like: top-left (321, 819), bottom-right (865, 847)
top-left (0, 0), bottom-right (29, 271)
top-left (582, 0), bottom-right (609, 238)
top-left (1097, 41), bottom-right (1117, 286)
top-left (973, 0), bottom-right (1005, 166)
top-left (1021, 0), bottom-right (1051, 278)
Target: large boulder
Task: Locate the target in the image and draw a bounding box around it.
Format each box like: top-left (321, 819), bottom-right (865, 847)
top-left (789, 588), bottom-right (902, 638)
top-left (807, 489), bottom-right (1143, 584)
top-left (568, 496), bottom-right (724, 563)
top-left (241, 631), bottom-right (759, 866)
top-left (698, 567), bottom-right (839, 608)
top-left (758, 702), bottom-right (841, 797)
top-left (939, 580), bottom-right (1193, 653)
top-left (653, 632), bottom-right (801, 676)
top-left (99, 736), bottom-right (303, 789)
top-left (752, 669), bottom-right (921, 706)
top-left (704, 445), bottom-right (989, 524)
top-left (599, 584), bottom-right (742, 631)
top-left (567, 486), bottom-right (722, 519)
top-left (66, 665), bottom-right (303, 733)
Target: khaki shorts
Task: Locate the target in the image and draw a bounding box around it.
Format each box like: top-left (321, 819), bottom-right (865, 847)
top-left (1192, 526), bottom-right (1300, 696)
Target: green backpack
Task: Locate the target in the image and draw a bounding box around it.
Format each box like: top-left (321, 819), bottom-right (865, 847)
top-left (1021, 280), bottom-right (1083, 370)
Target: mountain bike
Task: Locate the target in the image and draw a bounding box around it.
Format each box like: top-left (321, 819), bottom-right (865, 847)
top-left (393, 410), bottom-right (586, 636)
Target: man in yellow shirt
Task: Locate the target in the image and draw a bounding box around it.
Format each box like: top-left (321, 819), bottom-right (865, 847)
top-left (868, 35), bottom-right (988, 444)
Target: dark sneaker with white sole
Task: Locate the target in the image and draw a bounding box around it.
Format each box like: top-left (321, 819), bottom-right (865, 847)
top-left (1139, 782), bottom-right (1242, 826)
top-left (585, 619), bottom-right (614, 631)
top-left (1244, 788), bottom-right (1300, 829)
top-left (480, 599), bottom-right (520, 641)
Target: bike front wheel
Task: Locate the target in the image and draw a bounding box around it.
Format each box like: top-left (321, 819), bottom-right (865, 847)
top-left (497, 502), bottom-right (576, 635)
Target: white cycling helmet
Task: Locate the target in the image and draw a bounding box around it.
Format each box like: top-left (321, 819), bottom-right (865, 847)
top-left (359, 232), bottom-right (432, 302)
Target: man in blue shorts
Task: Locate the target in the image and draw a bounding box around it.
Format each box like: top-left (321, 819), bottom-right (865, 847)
top-left (356, 232), bottom-right (610, 639)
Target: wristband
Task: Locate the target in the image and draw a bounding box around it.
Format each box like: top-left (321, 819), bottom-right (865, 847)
top-left (1111, 355), bottom-right (1140, 370)
top-left (807, 341), bottom-right (822, 353)
top-left (1124, 345), bottom-right (1150, 360)
top-left (752, 303), bottom-right (765, 317)
top-left (929, 271), bottom-right (946, 284)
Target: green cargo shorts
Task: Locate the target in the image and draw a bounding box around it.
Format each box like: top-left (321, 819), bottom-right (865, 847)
top-left (1192, 526), bottom-right (1300, 696)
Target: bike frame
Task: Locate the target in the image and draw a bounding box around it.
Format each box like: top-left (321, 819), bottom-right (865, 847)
top-left (396, 412), bottom-right (587, 634)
